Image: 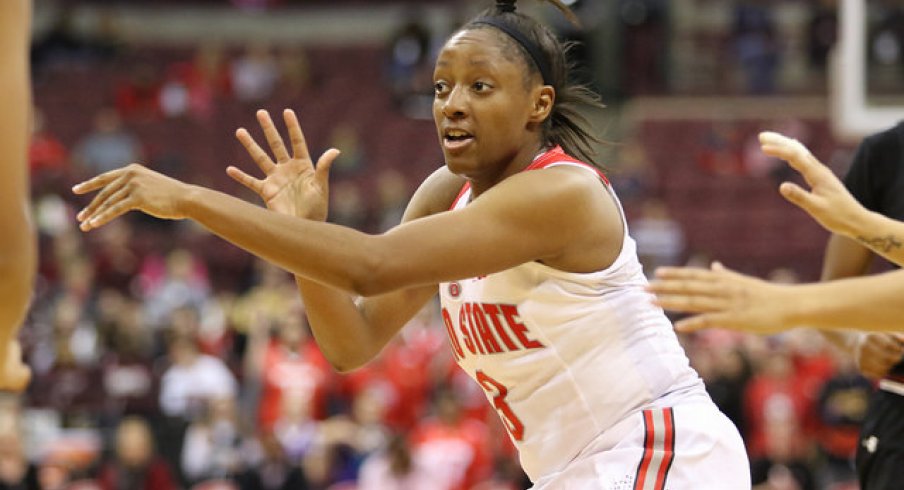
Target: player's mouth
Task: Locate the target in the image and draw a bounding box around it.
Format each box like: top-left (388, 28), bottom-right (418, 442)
top-left (443, 128), bottom-right (475, 153)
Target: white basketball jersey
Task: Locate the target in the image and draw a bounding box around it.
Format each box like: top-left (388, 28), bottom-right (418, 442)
top-left (438, 147), bottom-right (707, 482)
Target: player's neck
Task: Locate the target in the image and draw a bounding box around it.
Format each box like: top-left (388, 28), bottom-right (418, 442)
top-left (470, 142), bottom-right (548, 198)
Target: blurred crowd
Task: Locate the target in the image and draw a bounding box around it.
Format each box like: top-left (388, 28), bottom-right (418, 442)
top-left (14, 1), bottom-right (904, 489)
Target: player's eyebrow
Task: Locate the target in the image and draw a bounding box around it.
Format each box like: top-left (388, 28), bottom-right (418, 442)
top-left (435, 59), bottom-right (494, 68)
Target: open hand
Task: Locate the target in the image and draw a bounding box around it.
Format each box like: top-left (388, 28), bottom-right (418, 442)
top-left (648, 262), bottom-right (791, 334)
top-left (229, 109), bottom-right (340, 221)
top-left (73, 164), bottom-right (190, 231)
top-left (759, 131), bottom-right (867, 237)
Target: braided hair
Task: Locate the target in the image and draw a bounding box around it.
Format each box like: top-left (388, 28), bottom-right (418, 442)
top-left (459, 0), bottom-right (605, 169)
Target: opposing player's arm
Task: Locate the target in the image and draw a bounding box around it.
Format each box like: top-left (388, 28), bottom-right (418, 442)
top-left (816, 233), bottom-right (904, 378)
top-left (818, 234), bottom-right (871, 358)
top-left (761, 131), bottom-right (904, 266)
top-left (292, 167), bottom-right (461, 372)
top-left (651, 263), bottom-right (904, 334)
top-left (786, 269), bottom-right (904, 332)
top-left (0, 0), bottom-right (35, 342)
top-left (842, 211), bottom-right (904, 267)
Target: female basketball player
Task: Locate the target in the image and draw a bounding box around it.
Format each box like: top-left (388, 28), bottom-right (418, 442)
top-left (0, 0), bottom-right (35, 392)
top-left (650, 131), bottom-right (904, 335)
top-left (73, 1), bottom-right (749, 487)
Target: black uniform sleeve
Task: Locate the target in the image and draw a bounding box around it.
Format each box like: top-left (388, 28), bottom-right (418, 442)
top-left (842, 122), bottom-right (904, 216)
top-left (843, 134), bottom-right (879, 210)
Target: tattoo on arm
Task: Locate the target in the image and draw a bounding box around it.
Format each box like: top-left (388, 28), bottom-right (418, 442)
top-left (857, 234), bottom-right (903, 253)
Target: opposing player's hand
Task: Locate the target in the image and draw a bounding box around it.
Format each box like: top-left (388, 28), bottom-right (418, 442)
top-left (73, 164), bottom-right (191, 231)
top-left (648, 262), bottom-right (791, 334)
top-left (854, 333), bottom-right (904, 379)
top-left (759, 131), bottom-right (867, 237)
top-left (229, 109), bottom-right (340, 221)
top-left (0, 341), bottom-right (30, 393)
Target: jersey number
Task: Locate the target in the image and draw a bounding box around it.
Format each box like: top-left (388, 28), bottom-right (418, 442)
top-left (476, 370), bottom-right (524, 441)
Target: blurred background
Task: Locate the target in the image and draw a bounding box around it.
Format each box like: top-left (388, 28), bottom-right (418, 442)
top-left (12, 0), bottom-right (904, 489)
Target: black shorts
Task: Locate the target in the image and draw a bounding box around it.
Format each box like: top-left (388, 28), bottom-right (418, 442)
top-left (856, 389), bottom-right (904, 490)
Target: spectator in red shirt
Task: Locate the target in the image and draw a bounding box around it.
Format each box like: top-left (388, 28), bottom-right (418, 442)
top-left (114, 65), bottom-right (161, 121)
top-left (247, 313), bottom-right (331, 430)
top-left (409, 388), bottom-right (491, 490)
top-left (743, 344), bottom-right (813, 459)
top-left (28, 109), bottom-right (69, 188)
top-left (159, 43), bottom-right (232, 122)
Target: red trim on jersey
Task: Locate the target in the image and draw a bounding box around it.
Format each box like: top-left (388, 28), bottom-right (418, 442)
top-left (654, 409), bottom-right (676, 490)
top-left (447, 146), bottom-right (609, 211)
top-left (526, 146), bottom-right (610, 185)
top-left (449, 182), bottom-right (472, 211)
top-left (633, 408), bottom-right (676, 490)
top-left (634, 410), bottom-right (656, 490)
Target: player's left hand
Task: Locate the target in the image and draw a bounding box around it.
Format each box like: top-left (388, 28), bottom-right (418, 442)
top-left (759, 131), bottom-right (868, 237)
top-left (228, 109), bottom-right (340, 221)
top-left (73, 163), bottom-right (191, 231)
top-left (648, 262), bottom-right (791, 334)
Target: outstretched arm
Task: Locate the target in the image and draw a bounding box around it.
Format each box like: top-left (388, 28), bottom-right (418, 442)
top-left (649, 263), bottom-right (904, 334)
top-left (74, 148), bottom-right (609, 296)
top-left (0, 0), bottom-right (35, 391)
top-left (760, 131), bottom-right (904, 266)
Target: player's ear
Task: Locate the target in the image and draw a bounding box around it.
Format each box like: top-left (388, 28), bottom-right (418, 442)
top-left (529, 85), bottom-right (555, 124)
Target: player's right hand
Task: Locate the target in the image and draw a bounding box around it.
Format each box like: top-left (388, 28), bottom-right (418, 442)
top-left (759, 131), bottom-right (868, 238)
top-left (73, 163), bottom-right (190, 231)
top-left (229, 109), bottom-right (340, 221)
top-left (855, 333), bottom-right (904, 379)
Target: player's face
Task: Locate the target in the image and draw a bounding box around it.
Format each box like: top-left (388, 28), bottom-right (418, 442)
top-left (433, 28), bottom-right (539, 180)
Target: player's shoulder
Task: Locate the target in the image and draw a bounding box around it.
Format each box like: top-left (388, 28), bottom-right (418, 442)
top-left (887, 120), bottom-right (904, 140)
top-left (845, 125), bottom-right (902, 188)
top-left (500, 159), bottom-right (607, 209)
top-left (860, 122), bottom-right (904, 162)
top-left (523, 147), bottom-right (609, 190)
top-left (403, 166), bottom-right (467, 222)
